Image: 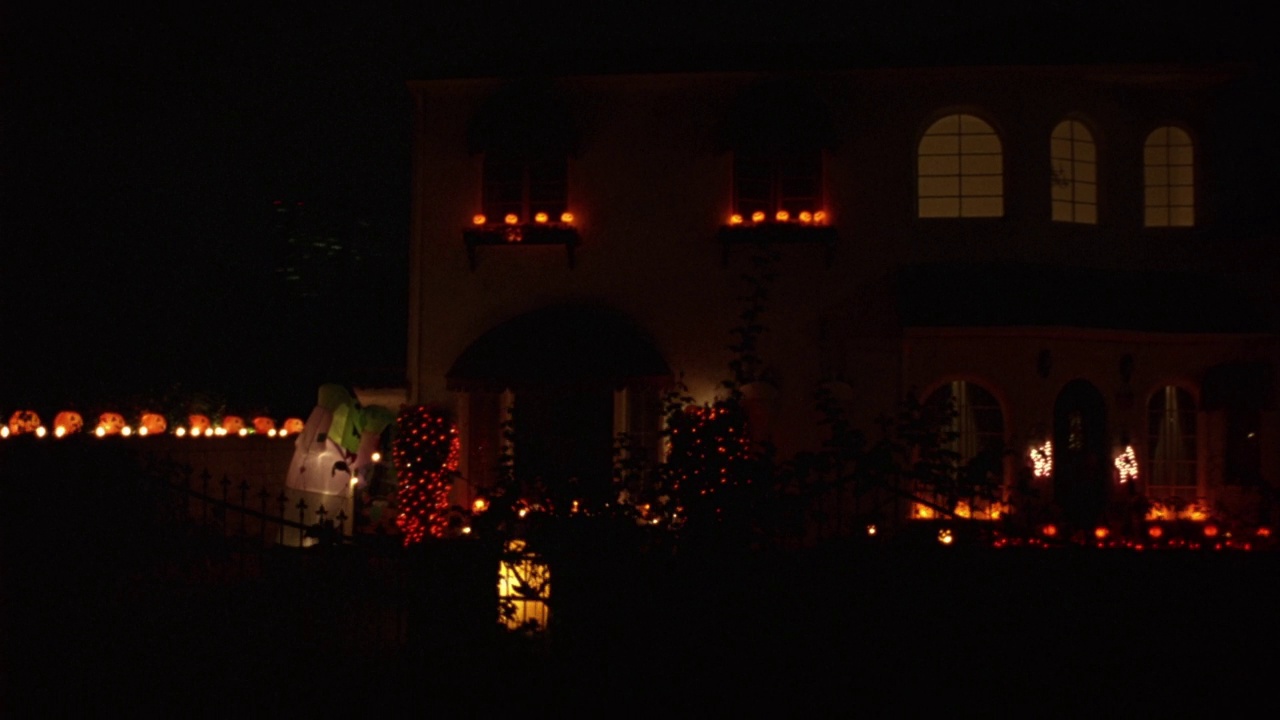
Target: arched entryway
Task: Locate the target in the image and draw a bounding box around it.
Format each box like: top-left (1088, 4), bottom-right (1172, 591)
top-left (1053, 379), bottom-right (1109, 530)
top-left (446, 304), bottom-right (671, 508)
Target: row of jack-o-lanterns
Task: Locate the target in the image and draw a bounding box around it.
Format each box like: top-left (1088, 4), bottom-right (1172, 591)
top-left (3, 410), bottom-right (305, 439)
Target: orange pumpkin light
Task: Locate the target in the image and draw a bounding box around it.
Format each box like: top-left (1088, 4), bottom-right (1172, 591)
top-left (140, 413), bottom-right (167, 435)
top-left (8, 410), bottom-right (42, 435)
top-left (729, 214), bottom-right (743, 225)
top-left (97, 413), bottom-right (126, 436)
top-left (1257, 526), bottom-right (1273, 538)
top-left (1203, 524), bottom-right (1220, 538)
top-left (54, 411), bottom-right (84, 435)
top-left (472, 214), bottom-right (486, 225)
top-left (188, 414), bottom-right (212, 434)
top-left (1147, 525), bottom-right (1164, 539)
top-left (813, 210), bottom-right (828, 224)
top-left (775, 210), bottom-right (790, 222)
top-left (282, 418), bottom-right (305, 434)
top-left (799, 211), bottom-right (813, 223)
top-left (750, 211), bottom-right (765, 223)
top-left (1041, 524), bottom-right (1058, 538)
top-left (221, 416), bottom-right (246, 434)
top-left (503, 213), bottom-right (518, 225)
top-left (1094, 527), bottom-right (1110, 540)
top-left (559, 211), bottom-right (574, 224)
top-left (534, 212), bottom-right (548, 223)
top-left (253, 416), bottom-right (276, 434)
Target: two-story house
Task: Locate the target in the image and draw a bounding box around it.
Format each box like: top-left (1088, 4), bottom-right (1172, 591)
top-left (406, 64), bottom-right (1279, 536)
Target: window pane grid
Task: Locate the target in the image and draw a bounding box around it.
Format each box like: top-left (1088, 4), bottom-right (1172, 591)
top-left (1147, 386), bottom-right (1197, 491)
top-left (733, 151), bottom-right (823, 216)
top-left (1050, 120), bottom-right (1097, 224)
top-left (1143, 126), bottom-right (1194, 227)
top-left (918, 114), bottom-right (1004, 218)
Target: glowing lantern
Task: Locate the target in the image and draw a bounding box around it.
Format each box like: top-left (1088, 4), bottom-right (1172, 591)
top-left (866, 524), bottom-right (877, 536)
top-left (1257, 527), bottom-right (1272, 538)
top-left (221, 416), bottom-right (246, 434)
top-left (252, 416), bottom-right (275, 434)
top-left (35, 426), bottom-right (47, 438)
top-left (1203, 524), bottom-right (1220, 538)
top-left (1041, 524), bottom-right (1058, 538)
top-left (1094, 527), bottom-right (1110, 540)
top-left (504, 213), bottom-right (518, 225)
top-left (175, 427), bottom-right (187, 437)
top-left (1148, 525), bottom-right (1164, 539)
top-left (1031, 440), bottom-right (1053, 479)
top-left (559, 212), bottom-right (574, 224)
top-left (0, 426), bottom-right (8, 438)
top-left (534, 212), bottom-right (548, 223)
top-left (94, 426), bottom-right (106, 438)
top-left (473, 497), bottom-right (489, 513)
top-left (283, 418), bottom-right (305, 434)
top-left (139, 413), bottom-right (167, 435)
top-left (937, 528), bottom-right (954, 545)
top-left (8, 410), bottom-right (42, 435)
top-left (775, 210), bottom-right (790, 222)
top-left (53, 411), bottom-right (84, 436)
top-left (121, 426), bottom-right (133, 437)
top-left (813, 211), bottom-right (828, 224)
top-left (97, 413), bottom-right (126, 436)
top-left (472, 214), bottom-right (486, 225)
top-left (799, 211), bottom-right (813, 223)
top-left (729, 214), bottom-right (743, 225)
top-left (1114, 445), bottom-right (1138, 483)
top-left (751, 211), bottom-right (765, 223)
top-left (188, 414), bottom-right (212, 434)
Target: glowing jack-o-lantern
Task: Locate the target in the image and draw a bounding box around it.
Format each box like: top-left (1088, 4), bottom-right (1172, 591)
top-left (54, 411), bottom-right (84, 435)
top-left (8, 410), bottom-right (42, 435)
top-left (282, 418), bottom-right (305, 434)
top-left (97, 413), bottom-right (126, 436)
top-left (139, 413), bottom-right (167, 434)
top-left (188, 414), bottom-right (212, 434)
top-left (221, 416), bottom-right (246, 434)
top-left (253, 416), bottom-right (276, 434)
top-left (1147, 525), bottom-right (1165, 539)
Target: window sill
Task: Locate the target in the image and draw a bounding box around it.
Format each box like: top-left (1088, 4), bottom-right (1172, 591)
top-left (718, 222), bottom-right (838, 266)
top-left (462, 224), bottom-right (581, 270)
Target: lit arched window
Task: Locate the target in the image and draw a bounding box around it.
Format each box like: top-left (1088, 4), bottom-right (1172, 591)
top-left (1050, 120), bottom-right (1097, 224)
top-left (918, 114), bottom-right (1003, 218)
top-left (1147, 386), bottom-right (1197, 493)
top-left (913, 381), bottom-right (1007, 520)
top-left (1143, 126), bottom-right (1194, 227)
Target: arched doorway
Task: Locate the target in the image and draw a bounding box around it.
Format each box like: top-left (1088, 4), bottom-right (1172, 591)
top-left (1053, 379), bottom-right (1109, 530)
top-left (446, 304), bottom-right (671, 508)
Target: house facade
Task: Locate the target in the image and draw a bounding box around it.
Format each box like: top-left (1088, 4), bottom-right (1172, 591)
top-left (407, 65), bottom-right (1279, 537)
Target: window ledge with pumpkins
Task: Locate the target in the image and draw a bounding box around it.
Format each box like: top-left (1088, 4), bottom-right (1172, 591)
top-left (463, 211), bottom-right (581, 270)
top-left (719, 210), bottom-right (837, 266)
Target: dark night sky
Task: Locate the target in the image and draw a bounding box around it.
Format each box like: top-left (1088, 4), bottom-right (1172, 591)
top-left (2, 2), bottom-right (1275, 417)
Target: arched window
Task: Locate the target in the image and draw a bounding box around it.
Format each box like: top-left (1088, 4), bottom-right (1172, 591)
top-left (918, 114), bottom-right (1003, 218)
top-left (1050, 120), bottom-right (1097, 224)
top-left (1143, 126), bottom-right (1194, 227)
top-left (1147, 386), bottom-right (1197, 494)
top-left (914, 381), bottom-right (1007, 520)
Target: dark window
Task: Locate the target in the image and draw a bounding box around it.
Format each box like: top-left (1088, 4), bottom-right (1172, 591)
top-left (482, 154), bottom-right (568, 223)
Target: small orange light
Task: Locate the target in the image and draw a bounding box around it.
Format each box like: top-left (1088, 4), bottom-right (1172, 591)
top-left (1203, 524), bottom-right (1219, 538)
top-left (813, 210), bottom-right (828, 224)
top-left (799, 211), bottom-right (813, 223)
top-left (729, 214), bottom-right (743, 225)
top-left (751, 211), bottom-right (765, 223)
top-left (504, 213), bottom-right (518, 225)
top-left (534, 212), bottom-right (548, 223)
top-left (472, 498), bottom-right (489, 513)
top-left (1148, 525), bottom-right (1164, 539)
top-left (775, 210), bottom-right (790, 222)
top-left (472, 214), bottom-right (486, 225)
top-left (1041, 524), bottom-right (1057, 538)
top-left (1257, 526), bottom-right (1273, 538)
top-left (1094, 527), bottom-right (1109, 540)
top-left (559, 212), bottom-right (574, 223)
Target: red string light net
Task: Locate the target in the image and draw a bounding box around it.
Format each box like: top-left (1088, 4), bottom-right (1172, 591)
top-left (393, 405), bottom-right (460, 546)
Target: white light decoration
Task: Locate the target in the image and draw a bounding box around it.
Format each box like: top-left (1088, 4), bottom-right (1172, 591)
top-left (95, 426), bottom-right (106, 438)
top-left (268, 428), bottom-right (277, 437)
top-left (938, 528), bottom-right (954, 545)
top-left (371, 451), bottom-right (382, 463)
top-left (175, 427), bottom-right (187, 437)
top-left (1, 427), bottom-right (9, 438)
top-left (1114, 445), bottom-right (1138, 484)
top-left (238, 428), bottom-right (248, 437)
top-left (55, 426), bottom-right (66, 438)
top-left (138, 426), bottom-right (148, 436)
top-left (35, 426), bottom-right (47, 438)
top-left (866, 524), bottom-right (877, 536)
top-left (204, 428), bottom-right (214, 437)
top-left (1031, 440), bottom-right (1053, 479)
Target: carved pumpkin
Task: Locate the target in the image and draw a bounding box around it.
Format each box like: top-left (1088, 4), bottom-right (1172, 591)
top-left (97, 412), bottom-right (126, 435)
top-left (188, 414), bottom-right (212, 434)
top-left (8, 410), bottom-right (42, 435)
top-left (54, 411), bottom-right (84, 435)
top-left (140, 413), bottom-right (167, 434)
top-left (252, 416), bottom-right (276, 434)
top-left (221, 415), bottom-right (245, 434)
top-left (282, 418), bottom-right (304, 434)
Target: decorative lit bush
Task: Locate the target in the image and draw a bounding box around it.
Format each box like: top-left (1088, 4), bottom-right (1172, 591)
top-left (393, 405), bottom-right (460, 546)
